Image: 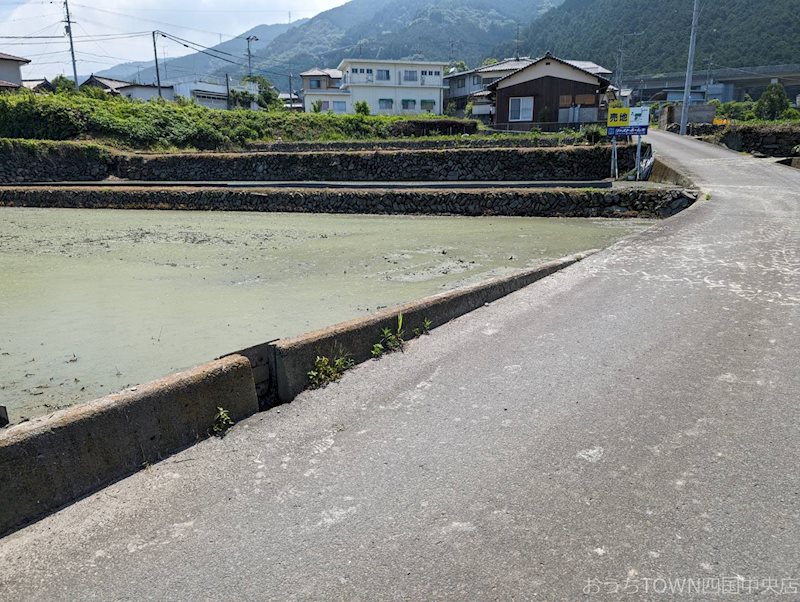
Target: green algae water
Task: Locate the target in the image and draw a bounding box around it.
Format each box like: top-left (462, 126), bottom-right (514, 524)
top-left (0, 208), bottom-right (653, 423)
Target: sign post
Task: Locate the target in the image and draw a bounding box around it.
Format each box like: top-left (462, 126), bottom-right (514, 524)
top-left (607, 107), bottom-right (650, 180)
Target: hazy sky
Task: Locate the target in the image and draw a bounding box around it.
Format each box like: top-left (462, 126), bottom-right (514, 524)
top-left (0, 0), bottom-right (348, 78)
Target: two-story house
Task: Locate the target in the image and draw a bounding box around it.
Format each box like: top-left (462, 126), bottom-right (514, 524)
top-left (337, 59), bottom-right (447, 116)
top-left (0, 51), bottom-right (30, 91)
top-left (487, 53), bottom-right (612, 129)
top-left (300, 68), bottom-right (347, 113)
top-left (444, 58), bottom-right (535, 115)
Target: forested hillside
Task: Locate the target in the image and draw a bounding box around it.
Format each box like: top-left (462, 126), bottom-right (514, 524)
top-left (507, 0), bottom-right (800, 75)
top-left (211, 0), bottom-right (562, 90)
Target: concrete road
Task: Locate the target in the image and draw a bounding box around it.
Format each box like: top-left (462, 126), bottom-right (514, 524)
top-left (1, 132), bottom-right (798, 600)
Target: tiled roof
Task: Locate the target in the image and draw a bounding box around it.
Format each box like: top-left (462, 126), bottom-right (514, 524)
top-left (300, 68), bottom-right (342, 79)
top-left (0, 51), bottom-right (30, 63)
top-left (486, 53), bottom-right (611, 91)
top-left (0, 79), bottom-right (20, 88)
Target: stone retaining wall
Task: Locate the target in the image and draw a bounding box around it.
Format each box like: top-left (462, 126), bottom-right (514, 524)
top-left (0, 186), bottom-right (696, 218)
top-left (0, 139), bottom-right (112, 183)
top-left (115, 146), bottom-right (637, 182)
top-left (719, 123), bottom-right (800, 156)
top-left (1, 139), bottom-right (638, 183)
top-left (244, 137), bottom-right (589, 152)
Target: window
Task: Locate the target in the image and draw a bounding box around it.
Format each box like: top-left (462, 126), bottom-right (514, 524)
top-left (310, 79), bottom-right (321, 89)
top-left (366, 69), bottom-right (373, 74)
top-left (320, 101), bottom-right (330, 111)
top-left (575, 93), bottom-right (596, 105)
top-left (509, 96), bottom-right (533, 121)
top-left (472, 75), bottom-right (481, 85)
top-left (359, 68), bottom-right (365, 74)
top-left (403, 70), bottom-right (418, 82)
top-left (420, 99), bottom-right (435, 112)
top-left (434, 71), bottom-right (440, 76)
top-left (333, 101), bottom-right (347, 113)
top-left (559, 94), bottom-right (572, 107)
top-left (457, 78), bottom-right (465, 89)
top-left (379, 98), bottom-right (393, 110)
top-left (401, 99), bottom-right (416, 110)
top-left (421, 70), bottom-right (427, 76)
top-left (377, 69), bottom-right (390, 81)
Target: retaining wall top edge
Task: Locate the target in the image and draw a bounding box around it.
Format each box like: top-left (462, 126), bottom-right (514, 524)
top-left (273, 253), bottom-right (590, 353)
top-left (0, 354), bottom-right (251, 446)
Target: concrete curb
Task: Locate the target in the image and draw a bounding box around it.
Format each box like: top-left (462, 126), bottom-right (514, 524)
top-left (267, 253), bottom-right (594, 403)
top-left (0, 355), bottom-right (258, 536)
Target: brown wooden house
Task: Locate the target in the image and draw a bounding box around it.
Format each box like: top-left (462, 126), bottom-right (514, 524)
top-left (487, 52), bottom-right (611, 129)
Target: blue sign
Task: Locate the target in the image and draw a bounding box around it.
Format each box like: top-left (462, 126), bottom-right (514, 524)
top-left (607, 126), bottom-right (649, 136)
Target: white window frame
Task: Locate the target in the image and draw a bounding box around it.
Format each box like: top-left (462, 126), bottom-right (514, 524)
top-left (403, 70), bottom-right (418, 82)
top-left (509, 96), bottom-right (534, 122)
top-left (332, 101), bottom-right (347, 113)
top-left (378, 98), bottom-right (393, 110)
top-left (377, 69), bottom-right (390, 81)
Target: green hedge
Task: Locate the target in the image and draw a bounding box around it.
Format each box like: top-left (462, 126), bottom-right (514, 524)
top-left (0, 92), bottom-right (479, 150)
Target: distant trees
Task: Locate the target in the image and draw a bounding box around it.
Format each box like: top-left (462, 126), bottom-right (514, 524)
top-left (51, 75), bottom-right (76, 93)
top-left (481, 58), bottom-right (499, 66)
top-left (241, 75), bottom-right (281, 109)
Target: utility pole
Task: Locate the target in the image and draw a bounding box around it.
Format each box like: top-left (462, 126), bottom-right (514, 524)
top-left (64, 0), bottom-right (78, 86)
top-left (152, 31), bottom-right (162, 98)
top-left (288, 72), bottom-right (293, 108)
top-left (225, 73), bottom-right (231, 110)
top-left (679, 0), bottom-right (701, 136)
top-left (246, 36), bottom-right (258, 77)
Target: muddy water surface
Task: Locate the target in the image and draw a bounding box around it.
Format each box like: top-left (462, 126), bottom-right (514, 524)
top-left (0, 208), bottom-right (653, 423)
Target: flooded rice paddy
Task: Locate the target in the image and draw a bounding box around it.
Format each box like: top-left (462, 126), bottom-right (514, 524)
top-left (0, 207), bottom-right (653, 423)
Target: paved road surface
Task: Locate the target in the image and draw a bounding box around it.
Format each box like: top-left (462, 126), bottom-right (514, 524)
top-left (1, 132), bottom-right (798, 600)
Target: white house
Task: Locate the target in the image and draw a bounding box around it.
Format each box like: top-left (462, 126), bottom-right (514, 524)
top-left (0, 51), bottom-right (30, 91)
top-left (300, 68), bottom-right (348, 113)
top-left (335, 59), bottom-right (447, 115)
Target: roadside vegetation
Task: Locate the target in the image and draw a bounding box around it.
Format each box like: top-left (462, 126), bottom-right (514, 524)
top-left (0, 89), bottom-right (613, 152)
top-left (0, 90), bottom-right (478, 151)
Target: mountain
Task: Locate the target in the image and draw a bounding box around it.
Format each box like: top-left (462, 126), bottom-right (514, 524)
top-left (506, 0), bottom-right (800, 78)
top-left (95, 20), bottom-right (308, 85)
top-left (220, 0), bottom-right (564, 91)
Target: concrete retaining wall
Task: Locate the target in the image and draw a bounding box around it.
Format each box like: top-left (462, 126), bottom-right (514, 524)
top-left (650, 157), bottom-right (695, 188)
top-left (0, 186), bottom-right (696, 218)
top-left (270, 255), bottom-right (588, 403)
top-left (0, 355), bottom-right (258, 536)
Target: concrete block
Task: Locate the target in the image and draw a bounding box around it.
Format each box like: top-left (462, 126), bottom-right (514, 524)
top-left (0, 354), bottom-right (257, 536)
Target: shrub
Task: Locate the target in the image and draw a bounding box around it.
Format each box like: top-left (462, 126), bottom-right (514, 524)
top-left (780, 107), bottom-right (800, 121)
top-left (354, 100), bottom-right (370, 115)
top-left (755, 83), bottom-right (790, 120)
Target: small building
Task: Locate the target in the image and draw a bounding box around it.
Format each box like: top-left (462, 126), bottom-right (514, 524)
top-left (338, 59), bottom-right (447, 115)
top-left (81, 75), bottom-right (176, 101)
top-left (173, 80), bottom-right (259, 110)
top-left (279, 92), bottom-right (304, 112)
top-left (487, 52), bottom-right (611, 129)
top-left (300, 68), bottom-right (347, 113)
top-left (22, 78), bottom-right (55, 93)
top-left (0, 51), bottom-right (30, 91)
